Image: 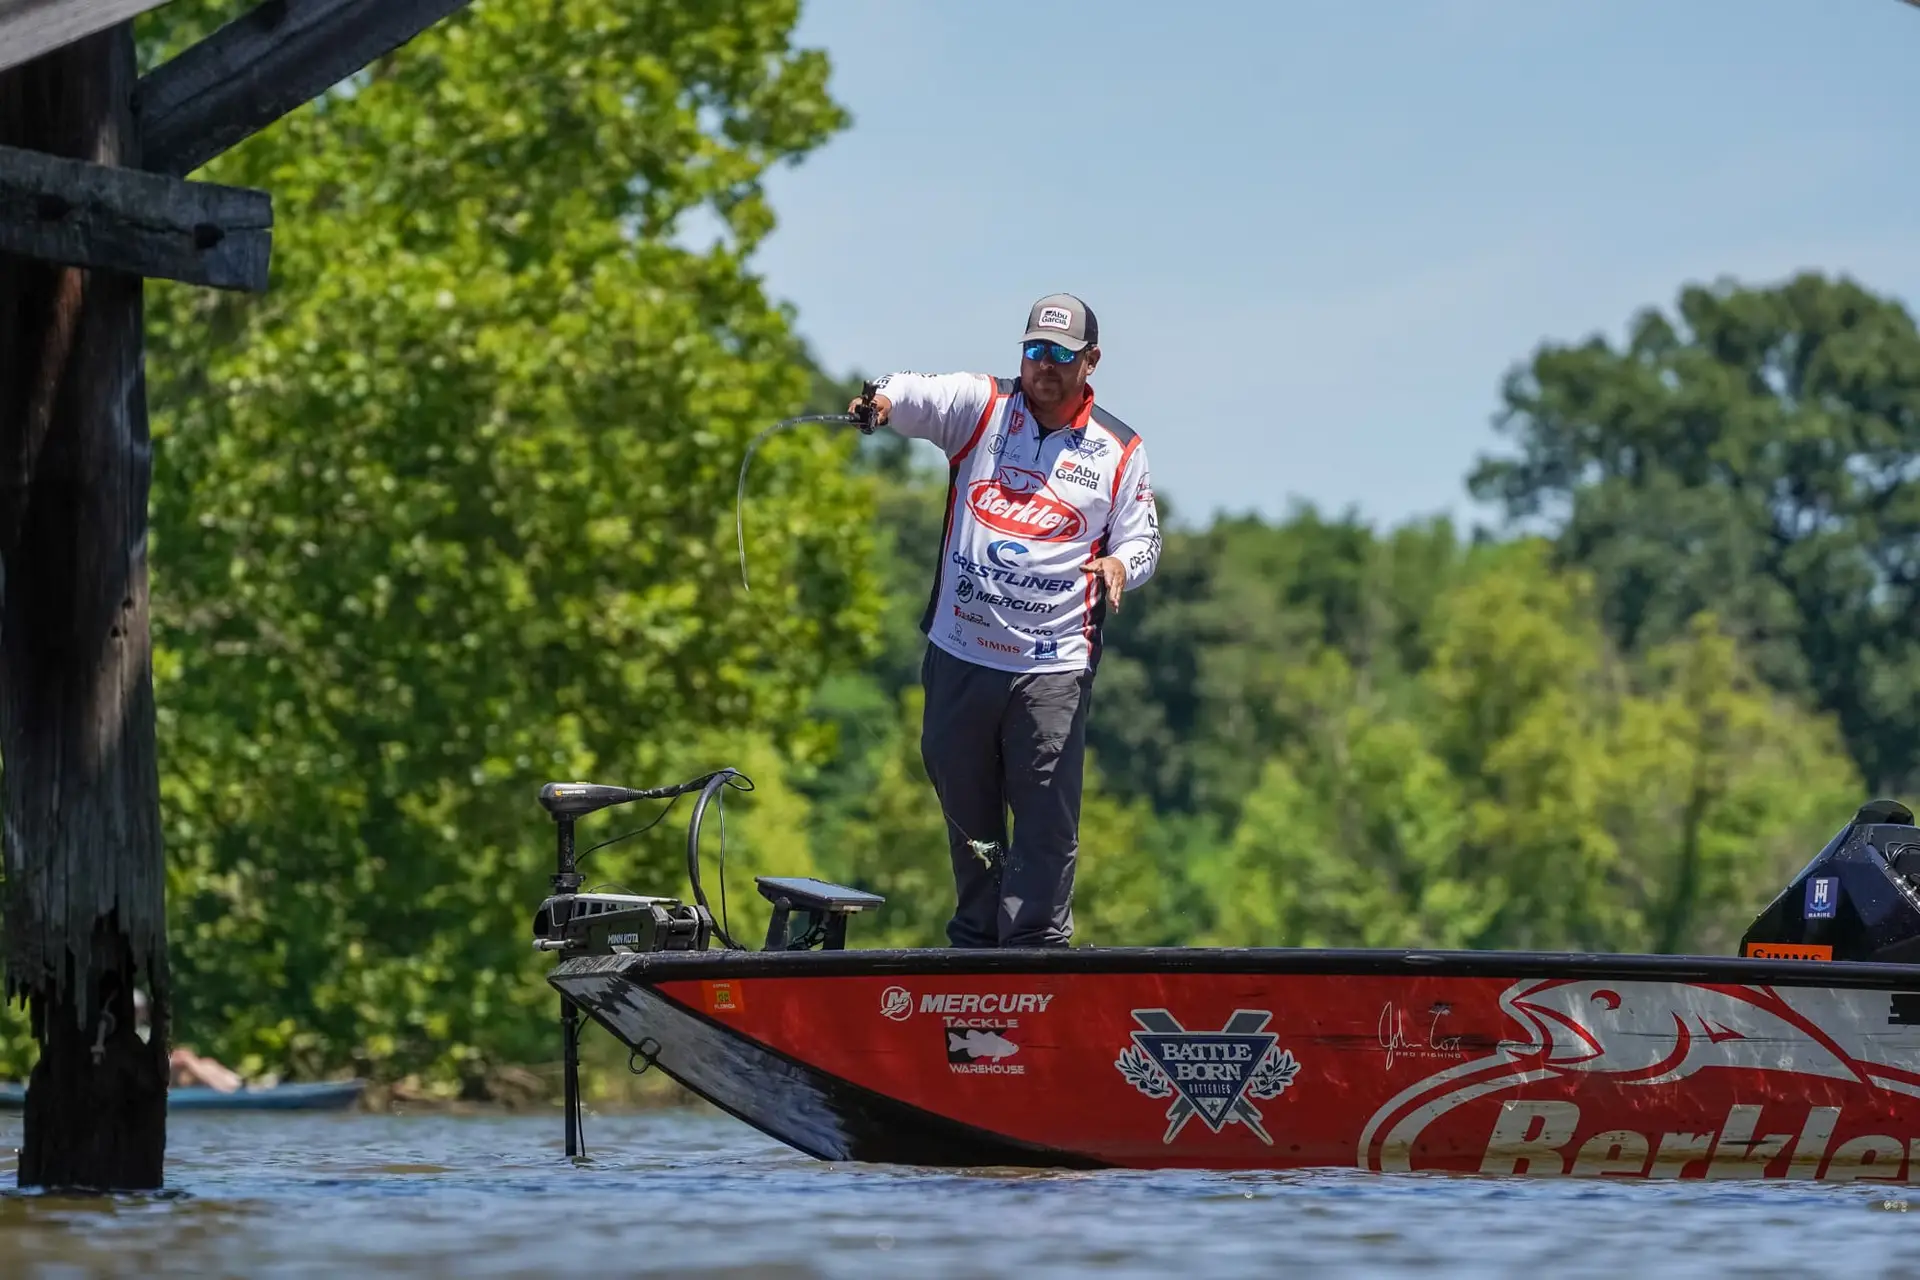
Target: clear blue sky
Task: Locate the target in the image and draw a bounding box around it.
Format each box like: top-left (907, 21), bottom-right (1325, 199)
top-left (748, 0), bottom-right (1920, 533)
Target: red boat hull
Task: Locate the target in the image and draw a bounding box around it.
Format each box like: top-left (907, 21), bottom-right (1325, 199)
top-left (551, 949), bottom-right (1920, 1179)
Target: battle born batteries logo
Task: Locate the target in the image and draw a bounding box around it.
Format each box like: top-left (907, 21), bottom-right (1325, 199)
top-left (1114, 1009), bottom-right (1301, 1144)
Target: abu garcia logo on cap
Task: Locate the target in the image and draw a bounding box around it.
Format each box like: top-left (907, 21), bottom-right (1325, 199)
top-left (1038, 306), bottom-right (1073, 330)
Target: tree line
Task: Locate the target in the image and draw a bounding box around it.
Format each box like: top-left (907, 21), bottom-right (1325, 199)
top-left (0, 0), bottom-right (1912, 1098)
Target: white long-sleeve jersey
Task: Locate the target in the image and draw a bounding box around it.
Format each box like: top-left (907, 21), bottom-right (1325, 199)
top-left (873, 371), bottom-right (1162, 674)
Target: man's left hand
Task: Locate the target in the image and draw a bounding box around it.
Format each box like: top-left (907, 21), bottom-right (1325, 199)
top-left (1082, 556), bottom-right (1126, 612)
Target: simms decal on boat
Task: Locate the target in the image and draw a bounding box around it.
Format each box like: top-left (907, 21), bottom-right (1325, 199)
top-left (1743, 942), bottom-right (1833, 960)
top-left (1114, 1009), bottom-right (1302, 1145)
top-left (879, 986), bottom-right (1056, 1022)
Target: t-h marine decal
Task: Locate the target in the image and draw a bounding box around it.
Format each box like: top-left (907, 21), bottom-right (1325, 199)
top-left (1806, 875), bottom-right (1839, 919)
top-left (1114, 1009), bottom-right (1301, 1144)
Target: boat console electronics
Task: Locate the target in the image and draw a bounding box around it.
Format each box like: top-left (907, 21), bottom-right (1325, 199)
top-left (1740, 798), bottom-right (1920, 963)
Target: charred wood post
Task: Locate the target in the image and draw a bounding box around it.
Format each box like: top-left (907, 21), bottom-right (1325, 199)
top-left (0, 23), bottom-right (169, 1191)
top-left (0, 0), bottom-right (476, 1192)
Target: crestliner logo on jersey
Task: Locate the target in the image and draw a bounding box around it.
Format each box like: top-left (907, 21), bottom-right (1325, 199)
top-left (1115, 1009), bottom-right (1302, 1145)
top-left (950, 552), bottom-right (1075, 595)
top-left (967, 467), bottom-right (1087, 541)
top-left (986, 540), bottom-right (1028, 568)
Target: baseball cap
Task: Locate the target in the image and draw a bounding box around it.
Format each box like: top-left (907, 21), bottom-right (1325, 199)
top-left (1021, 293), bottom-right (1098, 352)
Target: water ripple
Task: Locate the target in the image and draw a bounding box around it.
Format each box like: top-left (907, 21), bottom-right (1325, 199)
top-left (0, 1110), bottom-right (1914, 1278)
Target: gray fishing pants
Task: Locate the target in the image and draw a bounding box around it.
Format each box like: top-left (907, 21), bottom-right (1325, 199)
top-left (919, 643), bottom-right (1094, 948)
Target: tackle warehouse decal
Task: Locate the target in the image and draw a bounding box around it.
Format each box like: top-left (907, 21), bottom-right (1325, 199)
top-left (1114, 1009), bottom-right (1301, 1145)
top-left (945, 1023), bottom-right (1024, 1075)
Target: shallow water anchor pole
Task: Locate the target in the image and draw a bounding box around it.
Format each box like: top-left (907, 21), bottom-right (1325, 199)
top-left (561, 999), bottom-right (583, 1158)
top-left (550, 809), bottom-right (585, 1158)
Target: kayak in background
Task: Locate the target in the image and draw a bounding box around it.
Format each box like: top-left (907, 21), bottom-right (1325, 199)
top-left (0, 1079), bottom-right (366, 1112)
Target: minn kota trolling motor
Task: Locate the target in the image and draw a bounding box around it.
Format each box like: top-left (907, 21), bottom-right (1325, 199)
top-left (530, 770), bottom-right (884, 1158)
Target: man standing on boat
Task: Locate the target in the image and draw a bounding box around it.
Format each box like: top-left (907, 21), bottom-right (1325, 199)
top-left (850, 294), bottom-right (1162, 948)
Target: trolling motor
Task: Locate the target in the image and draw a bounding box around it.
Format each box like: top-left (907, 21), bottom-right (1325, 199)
top-left (529, 768), bottom-right (884, 1157)
top-left (1741, 798), bottom-right (1920, 962)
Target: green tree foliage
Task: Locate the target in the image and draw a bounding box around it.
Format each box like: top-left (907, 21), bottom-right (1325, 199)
top-left (1470, 272), bottom-right (1920, 793)
top-left (1192, 541), bottom-right (1860, 954)
top-left (131, 0), bottom-right (878, 1092)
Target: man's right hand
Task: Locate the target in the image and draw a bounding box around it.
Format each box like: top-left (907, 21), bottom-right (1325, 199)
top-left (849, 393), bottom-right (892, 427)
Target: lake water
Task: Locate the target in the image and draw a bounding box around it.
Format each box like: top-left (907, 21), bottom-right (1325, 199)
top-left (0, 1105), bottom-right (1915, 1278)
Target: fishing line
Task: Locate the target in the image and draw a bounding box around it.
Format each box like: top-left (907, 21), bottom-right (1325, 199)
top-left (730, 385), bottom-right (1006, 868)
top-left (734, 385), bottom-right (878, 592)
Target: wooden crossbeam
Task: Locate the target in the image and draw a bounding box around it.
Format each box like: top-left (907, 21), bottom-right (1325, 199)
top-left (0, 0), bottom-right (176, 74)
top-left (0, 141), bottom-right (271, 289)
top-left (135, 0), bottom-right (474, 177)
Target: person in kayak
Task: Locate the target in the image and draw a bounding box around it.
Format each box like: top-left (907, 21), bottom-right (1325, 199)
top-left (849, 293), bottom-right (1162, 948)
top-left (134, 988), bottom-right (243, 1092)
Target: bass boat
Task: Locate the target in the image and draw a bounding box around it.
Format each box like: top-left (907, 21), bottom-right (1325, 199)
top-left (536, 772), bottom-right (1920, 1182)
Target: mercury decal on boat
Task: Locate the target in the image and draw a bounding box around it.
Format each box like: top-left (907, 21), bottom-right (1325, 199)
top-left (1114, 1009), bottom-right (1302, 1145)
top-left (880, 987), bottom-right (1056, 1021)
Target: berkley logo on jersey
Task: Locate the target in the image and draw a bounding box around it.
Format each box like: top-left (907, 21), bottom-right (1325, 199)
top-left (967, 468), bottom-right (1087, 541)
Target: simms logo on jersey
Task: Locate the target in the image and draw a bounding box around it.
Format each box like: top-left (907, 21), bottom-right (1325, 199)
top-left (1038, 307), bottom-right (1073, 330)
top-left (967, 467), bottom-right (1087, 541)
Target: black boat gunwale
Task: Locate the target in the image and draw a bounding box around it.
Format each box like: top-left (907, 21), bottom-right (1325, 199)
top-left (553, 944), bottom-right (1920, 991)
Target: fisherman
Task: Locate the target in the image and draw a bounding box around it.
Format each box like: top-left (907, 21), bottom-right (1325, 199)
top-left (850, 293), bottom-right (1162, 948)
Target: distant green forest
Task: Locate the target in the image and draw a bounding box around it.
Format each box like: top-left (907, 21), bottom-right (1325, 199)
top-left (2, 0), bottom-right (1913, 1100)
